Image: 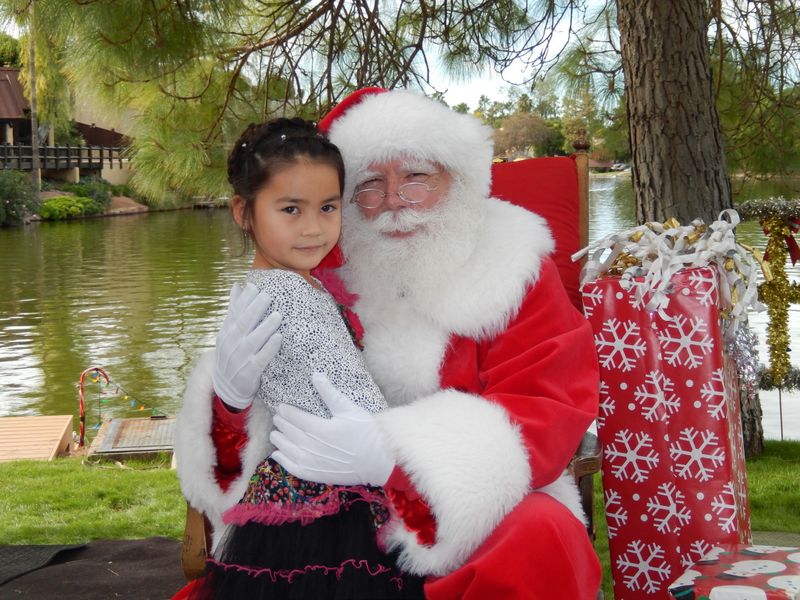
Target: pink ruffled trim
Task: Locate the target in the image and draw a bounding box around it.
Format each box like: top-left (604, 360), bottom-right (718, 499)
top-left (207, 556), bottom-right (405, 590)
top-left (222, 486), bottom-right (389, 527)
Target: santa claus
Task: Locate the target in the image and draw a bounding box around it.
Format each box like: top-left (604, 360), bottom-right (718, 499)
top-left (176, 88), bottom-right (601, 599)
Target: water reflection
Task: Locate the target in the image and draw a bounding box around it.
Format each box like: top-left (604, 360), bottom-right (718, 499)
top-left (0, 211), bottom-right (249, 420)
top-left (0, 183), bottom-right (797, 439)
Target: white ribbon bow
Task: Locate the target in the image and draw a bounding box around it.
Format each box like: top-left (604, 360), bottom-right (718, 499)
top-left (573, 209), bottom-right (764, 337)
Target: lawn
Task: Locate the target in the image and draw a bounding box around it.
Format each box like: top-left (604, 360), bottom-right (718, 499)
top-left (0, 455), bottom-right (185, 544)
top-left (0, 441), bottom-right (798, 599)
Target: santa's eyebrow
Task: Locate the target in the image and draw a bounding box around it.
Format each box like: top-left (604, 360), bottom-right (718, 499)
top-left (400, 159), bottom-right (436, 172)
top-left (356, 171), bottom-right (381, 184)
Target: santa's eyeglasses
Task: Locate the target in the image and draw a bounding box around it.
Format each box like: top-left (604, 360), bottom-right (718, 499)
top-left (351, 181), bottom-right (439, 209)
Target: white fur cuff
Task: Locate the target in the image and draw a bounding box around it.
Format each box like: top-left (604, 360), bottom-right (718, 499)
top-left (174, 351), bottom-right (272, 552)
top-left (377, 390), bottom-right (532, 576)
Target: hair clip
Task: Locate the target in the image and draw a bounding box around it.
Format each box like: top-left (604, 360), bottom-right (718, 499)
top-left (280, 134), bottom-right (287, 141)
top-left (241, 142), bottom-right (247, 148)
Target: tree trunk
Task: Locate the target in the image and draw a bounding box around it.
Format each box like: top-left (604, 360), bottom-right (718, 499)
top-left (740, 385), bottom-right (764, 459)
top-left (28, 0), bottom-right (41, 191)
top-left (617, 0), bottom-right (731, 224)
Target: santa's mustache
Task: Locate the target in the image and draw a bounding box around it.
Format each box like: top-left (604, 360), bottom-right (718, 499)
top-left (371, 206), bottom-right (435, 233)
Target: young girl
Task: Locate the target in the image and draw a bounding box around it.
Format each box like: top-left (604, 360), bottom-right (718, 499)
top-left (193, 119), bottom-right (423, 599)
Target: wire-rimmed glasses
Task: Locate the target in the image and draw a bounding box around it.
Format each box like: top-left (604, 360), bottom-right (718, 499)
top-left (352, 180), bottom-right (439, 209)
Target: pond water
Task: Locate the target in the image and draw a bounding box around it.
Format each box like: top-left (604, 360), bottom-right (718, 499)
top-left (1, 176), bottom-right (797, 440)
top-left (0, 210), bottom-right (250, 424)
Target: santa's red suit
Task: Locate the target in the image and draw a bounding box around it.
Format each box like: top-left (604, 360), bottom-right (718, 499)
top-left (175, 89), bottom-right (601, 599)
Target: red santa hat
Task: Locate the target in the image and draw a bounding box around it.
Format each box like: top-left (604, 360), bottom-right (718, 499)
top-left (318, 87), bottom-right (495, 203)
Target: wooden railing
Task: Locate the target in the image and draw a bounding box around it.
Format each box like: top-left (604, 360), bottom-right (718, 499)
top-left (0, 144), bottom-right (124, 171)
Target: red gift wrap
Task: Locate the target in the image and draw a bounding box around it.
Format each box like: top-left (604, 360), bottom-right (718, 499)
top-left (582, 266), bottom-right (751, 599)
top-left (669, 543), bottom-right (800, 599)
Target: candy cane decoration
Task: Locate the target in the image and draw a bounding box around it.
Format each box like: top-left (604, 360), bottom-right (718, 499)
top-left (78, 367), bottom-right (109, 447)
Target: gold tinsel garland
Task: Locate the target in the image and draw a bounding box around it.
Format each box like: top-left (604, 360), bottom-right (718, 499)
top-left (739, 198), bottom-right (800, 386)
top-left (756, 214), bottom-right (800, 383)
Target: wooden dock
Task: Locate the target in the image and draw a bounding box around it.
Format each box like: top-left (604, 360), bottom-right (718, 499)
top-left (88, 416), bottom-right (175, 460)
top-left (0, 415), bottom-right (73, 461)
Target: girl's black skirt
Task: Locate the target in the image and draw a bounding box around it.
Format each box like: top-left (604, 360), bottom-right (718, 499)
top-left (190, 460), bottom-right (425, 599)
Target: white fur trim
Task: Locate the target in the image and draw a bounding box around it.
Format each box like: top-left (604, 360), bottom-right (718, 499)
top-left (422, 198), bottom-right (554, 338)
top-left (538, 475), bottom-right (587, 528)
top-left (327, 90), bottom-right (495, 203)
top-left (174, 351), bottom-right (272, 552)
top-left (378, 390), bottom-right (586, 576)
top-left (378, 390), bottom-right (530, 576)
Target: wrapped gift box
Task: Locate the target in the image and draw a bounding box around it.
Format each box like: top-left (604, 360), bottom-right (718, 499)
top-left (582, 266), bottom-right (752, 599)
top-left (669, 543), bottom-right (800, 599)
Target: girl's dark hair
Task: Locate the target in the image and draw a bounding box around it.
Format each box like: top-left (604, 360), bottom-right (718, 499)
top-left (227, 117), bottom-right (345, 248)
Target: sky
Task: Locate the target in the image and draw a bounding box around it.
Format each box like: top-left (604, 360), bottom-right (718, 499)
top-left (424, 20), bottom-right (573, 110)
top-left (430, 69), bottom-right (517, 110)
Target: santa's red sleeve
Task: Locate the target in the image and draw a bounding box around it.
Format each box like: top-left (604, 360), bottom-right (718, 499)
top-left (476, 258), bottom-right (600, 487)
top-left (210, 396), bottom-right (250, 492)
top-left (378, 258), bottom-right (599, 577)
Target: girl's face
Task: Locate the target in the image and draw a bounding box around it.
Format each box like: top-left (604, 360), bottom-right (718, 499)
top-left (233, 159), bottom-right (342, 282)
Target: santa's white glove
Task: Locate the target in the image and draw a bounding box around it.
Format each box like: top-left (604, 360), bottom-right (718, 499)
top-left (212, 282), bottom-right (283, 410)
top-left (270, 373), bottom-right (395, 486)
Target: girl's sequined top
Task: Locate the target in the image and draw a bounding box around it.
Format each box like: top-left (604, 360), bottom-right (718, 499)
top-left (245, 268), bottom-right (387, 418)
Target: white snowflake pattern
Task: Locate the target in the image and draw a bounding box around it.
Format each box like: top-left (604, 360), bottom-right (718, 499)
top-left (634, 370), bottom-right (681, 423)
top-left (688, 269), bottom-right (718, 307)
top-left (605, 429), bottom-right (660, 483)
top-left (680, 539), bottom-right (715, 568)
top-left (619, 278), bottom-right (650, 311)
top-left (669, 428), bottom-right (726, 482)
top-left (604, 488), bottom-right (628, 539)
top-left (700, 368), bottom-right (727, 420)
top-left (710, 482), bottom-right (739, 534)
top-left (595, 318), bottom-right (647, 372)
top-left (615, 540), bottom-right (672, 594)
top-left (645, 482), bottom-right (692, 534)
top-left (657, 315), bottom-right (714, 369)
top-left (597, 381), bottom-right (616, 430)
top-left (581, 284), bottom-right (604, 318)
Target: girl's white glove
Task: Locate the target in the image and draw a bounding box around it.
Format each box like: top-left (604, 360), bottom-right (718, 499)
top-left (212, 282), bottom-right (283, 410)
top-left (270, 373), bottom-right (395, 486)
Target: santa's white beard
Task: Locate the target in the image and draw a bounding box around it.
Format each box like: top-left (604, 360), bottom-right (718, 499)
top-left (340, 180), bottom-right (486, 301)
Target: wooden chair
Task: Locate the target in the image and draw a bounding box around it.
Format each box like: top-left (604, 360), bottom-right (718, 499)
top-left (181, 502), bottom-right (211, 580)
top-left (180, 138), bottom-right (602, 578)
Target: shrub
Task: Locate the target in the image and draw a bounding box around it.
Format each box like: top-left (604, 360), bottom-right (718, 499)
top-left (0, 170), bottom-right (39, 227)
top-left (38, 195), bottom-right (104, 220)
top-left (109, 183), bottom-right (134, 197)
top-left (58, 180), bottom-right (112, 207)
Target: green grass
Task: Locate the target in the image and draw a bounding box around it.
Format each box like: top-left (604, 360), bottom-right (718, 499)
top-left (593, 440), bottom-right (800, 599)
top-left (0, 455), bottom-right (185, 544)
top-left (746, 440), bottom-right (800, 533)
